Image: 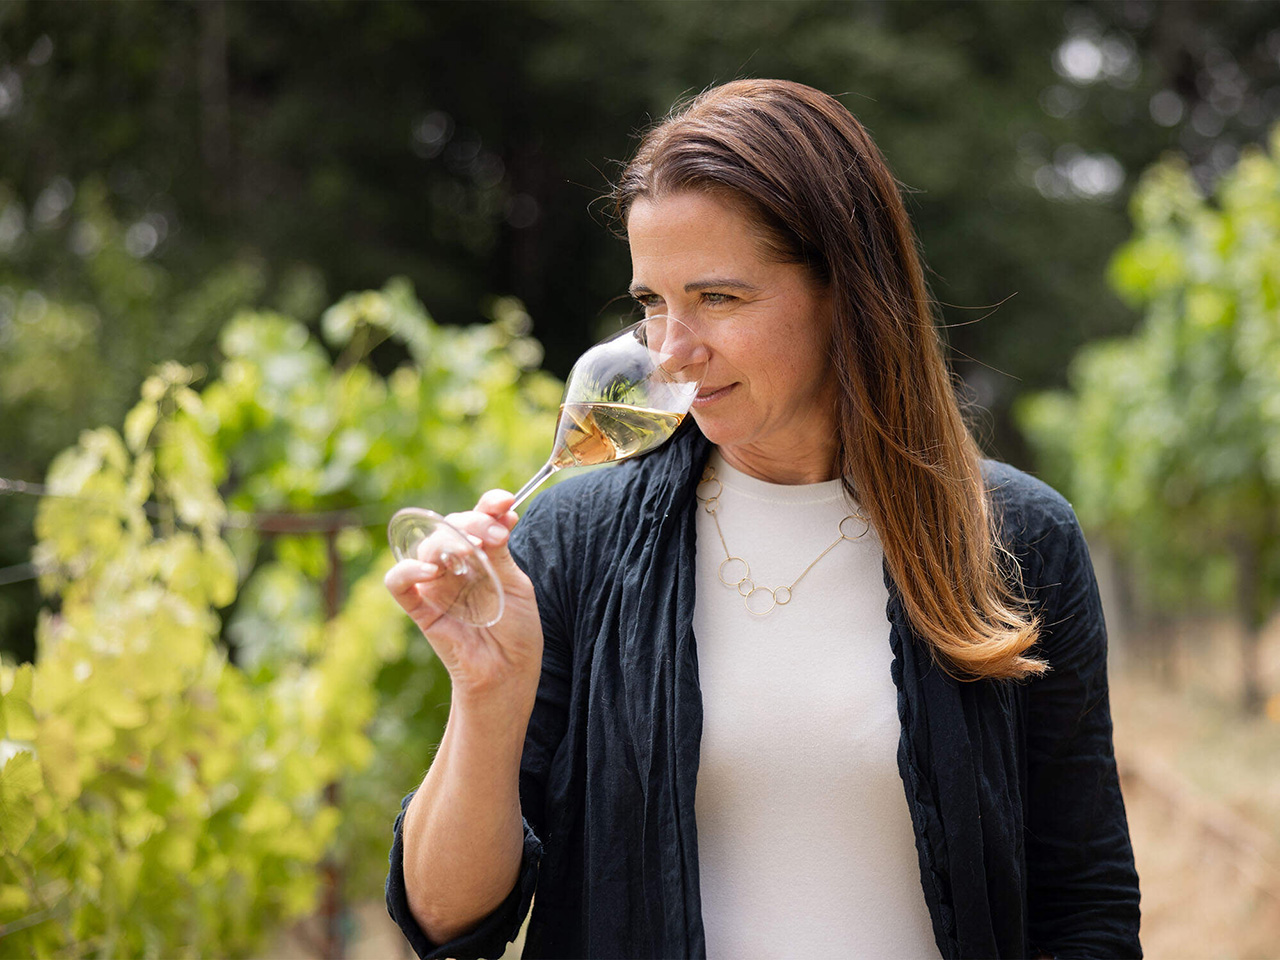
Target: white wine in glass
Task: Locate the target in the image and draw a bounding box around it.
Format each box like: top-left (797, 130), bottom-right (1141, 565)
top-left (388, 315), bottom-right (706, 626)
top-left (551, 402), bottom-right (687, 468)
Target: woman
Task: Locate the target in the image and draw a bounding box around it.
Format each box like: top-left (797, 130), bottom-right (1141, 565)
top-left (385, 79), bottom-right (1141, 959)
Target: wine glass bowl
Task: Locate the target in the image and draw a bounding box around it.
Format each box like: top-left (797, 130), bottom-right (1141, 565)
top-left (550, 317), bottom-right (705, 470)
top-left (388, 315), bottom-right (705, 627)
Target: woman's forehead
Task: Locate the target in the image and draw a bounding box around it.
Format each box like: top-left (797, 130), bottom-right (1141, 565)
top-left (627, 191), bottom-right (809, 288)
top-left (627, 193), bottom-right (769, 258)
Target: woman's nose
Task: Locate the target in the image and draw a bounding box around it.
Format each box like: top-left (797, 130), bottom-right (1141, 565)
top-left (652, 314), bottom-right (707, 361)
top-left (647, 314), bottom-right (709, 383)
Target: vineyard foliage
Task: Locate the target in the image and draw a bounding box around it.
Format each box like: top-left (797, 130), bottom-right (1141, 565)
top-left (0, 282), bottom-right (561, 957)
top-left (1018, 124), bottom-right (1280, 623)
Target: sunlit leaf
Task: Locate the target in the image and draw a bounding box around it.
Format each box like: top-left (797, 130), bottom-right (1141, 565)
top-left (123, 398), bottom-right (160, 454)
top-left (0, 664), bottom-right (37, 741)
top-left (0, 751), bottom-right (42, 853)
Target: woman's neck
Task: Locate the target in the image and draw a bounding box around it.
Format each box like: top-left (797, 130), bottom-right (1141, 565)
top-left (714, 444), bottom-right (840, 485)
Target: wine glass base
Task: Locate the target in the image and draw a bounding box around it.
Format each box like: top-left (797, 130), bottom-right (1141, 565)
top-left (388, 508), bottom-right (505, 627)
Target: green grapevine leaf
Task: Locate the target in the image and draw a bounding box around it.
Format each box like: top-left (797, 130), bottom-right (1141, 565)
top-left (0, 664), bottom-right (37, 741)
top-left (0, 751), bottom-right (42, 853)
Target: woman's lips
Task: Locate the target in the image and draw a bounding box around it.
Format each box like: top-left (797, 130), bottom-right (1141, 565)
top-left (692, 384), bottom-right (735, 407)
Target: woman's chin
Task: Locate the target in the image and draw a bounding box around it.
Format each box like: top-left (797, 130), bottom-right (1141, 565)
top-left (688, 410), bottom-right (734, 446)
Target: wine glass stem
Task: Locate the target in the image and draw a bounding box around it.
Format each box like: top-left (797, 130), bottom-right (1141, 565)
top-left (510, 461), bottom-right (559, 511)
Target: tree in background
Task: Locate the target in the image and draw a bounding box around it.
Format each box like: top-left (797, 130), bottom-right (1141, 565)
top-left (3, 0), bottom-right (1278, 420)
top-left (1019, 124), bottom-right (1280, 714)
top-left (0, 183), bottom-right (314, 662)
top-left (0, 284), bottom-right (559, 956)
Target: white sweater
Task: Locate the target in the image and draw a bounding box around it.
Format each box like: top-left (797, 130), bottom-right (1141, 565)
top-left (693, 451), bottom-right (938, 958)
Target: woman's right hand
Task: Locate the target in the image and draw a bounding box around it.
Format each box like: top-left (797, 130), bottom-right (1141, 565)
top-left (384, 489), bottom-right (544, 707)
top-left (386, 490), bottom-right (540, 944)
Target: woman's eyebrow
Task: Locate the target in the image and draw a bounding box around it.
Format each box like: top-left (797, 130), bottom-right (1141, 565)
top-left (628, 279), bottom-right (760, 296)
top-left (684, 279), bottom-right (759, 293)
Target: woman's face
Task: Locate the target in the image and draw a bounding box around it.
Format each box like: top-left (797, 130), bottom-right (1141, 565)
top-left (627, 190), bottom-right (840, 482)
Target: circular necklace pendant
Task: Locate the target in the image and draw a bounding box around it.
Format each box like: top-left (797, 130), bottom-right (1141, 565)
top-left (697, 464), bottom-right (868, 617)
top-left (744, 586), bottom-right (777, 616)
top-left (839, 514), bottom-right (870, 540)
top-left (718, 556), bottom-right (750, 587)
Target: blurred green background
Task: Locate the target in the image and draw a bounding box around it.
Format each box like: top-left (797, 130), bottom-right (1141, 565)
top-left (2, 1), bottom-right (1279, 957)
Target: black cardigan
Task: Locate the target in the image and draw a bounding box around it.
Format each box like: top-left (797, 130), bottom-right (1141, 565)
top-left (387, 424), bottom-right (1142, 959)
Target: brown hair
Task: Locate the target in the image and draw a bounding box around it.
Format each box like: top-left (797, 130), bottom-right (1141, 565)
top-left (613, 79), bottom-right (1045, 680)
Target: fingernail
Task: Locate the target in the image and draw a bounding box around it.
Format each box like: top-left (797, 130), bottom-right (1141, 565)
top-left (418, 562), bottom-right (439, 578)
top-left (485, 522), bottom-right (507, 543)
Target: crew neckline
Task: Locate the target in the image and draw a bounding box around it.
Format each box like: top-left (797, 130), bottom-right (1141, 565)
top-left (707, 449), bottom-right (855, 506)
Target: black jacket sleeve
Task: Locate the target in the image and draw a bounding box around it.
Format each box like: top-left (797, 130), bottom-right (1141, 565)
top-left (386, 793), bottom-right (543, 960)
top-left (1024, 516), bottom-right (1142, 958)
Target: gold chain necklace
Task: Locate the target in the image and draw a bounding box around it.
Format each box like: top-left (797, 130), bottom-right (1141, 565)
top-left (695, 464), bottom-right (870, 616)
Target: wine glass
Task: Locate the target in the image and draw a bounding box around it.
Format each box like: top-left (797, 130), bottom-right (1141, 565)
top-left (388, 315), bottom-right (706, 626)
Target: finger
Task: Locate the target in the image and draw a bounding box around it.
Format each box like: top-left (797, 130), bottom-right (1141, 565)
top-left (476, 489), bottom-right (517, 519)
top-left (385, 559), bottom-right (442, 600)
top-left (440, 509), bottom-right (528, 583)
top-left (384, 560), bottom-right (459, 635)
top-left (442, 509), bottom-right (512, 549)
top-left (469, 490), bottom-right (520, 537)
top-left (410, 528), bottom-right (467, 565)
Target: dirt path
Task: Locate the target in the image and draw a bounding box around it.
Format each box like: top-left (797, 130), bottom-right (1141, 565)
top-left (1113, 675), bottom-right (1280, 958)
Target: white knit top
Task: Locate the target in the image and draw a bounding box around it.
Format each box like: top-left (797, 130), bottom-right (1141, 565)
top-left (693, 450), bottom-right (939, 958)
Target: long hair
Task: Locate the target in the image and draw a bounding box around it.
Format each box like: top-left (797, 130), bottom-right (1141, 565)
top-left (612, 79), bottom-right (1045, 680)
